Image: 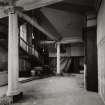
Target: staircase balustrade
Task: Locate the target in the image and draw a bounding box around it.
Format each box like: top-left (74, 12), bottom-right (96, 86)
top-left (19, 37), bottom-right (38, 58)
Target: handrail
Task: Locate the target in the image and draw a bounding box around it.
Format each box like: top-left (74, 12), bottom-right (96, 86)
top-left (19, 36), bottom-right (33, 48)
top-left (19, 36), bottom-right (39, 58)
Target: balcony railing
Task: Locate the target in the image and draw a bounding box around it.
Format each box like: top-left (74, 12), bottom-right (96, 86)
top-left (19, 37), bottom-right (39, 58)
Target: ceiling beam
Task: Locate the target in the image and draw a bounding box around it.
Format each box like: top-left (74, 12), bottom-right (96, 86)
top-left (40, 38), bottom-right (83, 44)
top-left (16, 10), bottom-right (61, 41)
top-left (16, 0), bottom-right (63, 11)
top-left (40, 40), bottom-right (55, 44)
top-left (63, 0), bottom-right (94, 7)
top-left (63, 0), bottom-right (96, 13)
top-left (49, 2), bottom-right (95, 14)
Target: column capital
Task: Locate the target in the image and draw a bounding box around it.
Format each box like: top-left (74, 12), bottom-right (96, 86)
top-left (4, 6), bottom-right (23, 14)
top-left (56, 41), bottom-right (60, 44)
top-left (56, 42), bottom-right (61, 47)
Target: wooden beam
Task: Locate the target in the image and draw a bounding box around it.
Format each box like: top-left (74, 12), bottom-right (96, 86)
top-left (40, 37), bottom-right (83, 44)
top-left (40, 40), bottom-right (55, 44)
top-left (16, 11), bottom-right (61, 41)
top-left (60, 38), bottom-right (83, 44)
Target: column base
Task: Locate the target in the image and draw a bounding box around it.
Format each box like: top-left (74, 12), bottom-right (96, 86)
top-left (13, 92), bottom-right (23, 102)
top-left (7, 89), bottom-right (20, 96)
top-left (56, 73), bottom-right (61, 76)
top-left (6, 92), bottom-right (23, 103)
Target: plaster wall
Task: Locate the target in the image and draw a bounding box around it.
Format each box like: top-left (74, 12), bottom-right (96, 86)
top-left (49, 45), bottom-right (84, 57)
top-left (97, 0), bottom-right (105, 102)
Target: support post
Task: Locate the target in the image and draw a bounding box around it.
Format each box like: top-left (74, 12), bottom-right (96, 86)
top-left (57, 42), bottom-right (61, 75)
top-left (7, 7), bottom-right (20, 97)
top-left (84, 63), bottom-right (87, 89)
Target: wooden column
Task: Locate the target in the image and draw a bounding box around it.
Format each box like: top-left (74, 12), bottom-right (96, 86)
top-left (57, 42), bottom-right (61, 75)
top-left (7, 7), bottom-right (20, 96)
